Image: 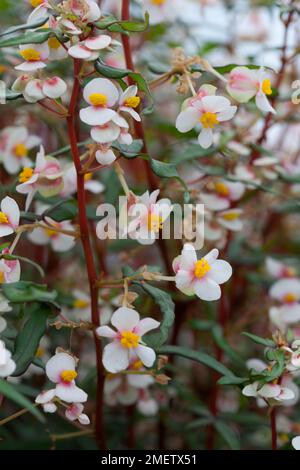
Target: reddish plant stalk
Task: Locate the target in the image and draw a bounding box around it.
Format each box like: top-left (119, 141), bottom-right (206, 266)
top-left (270, 407), bottom-right (277, 450)
top-left (67, 58), bottom-right (106, 449)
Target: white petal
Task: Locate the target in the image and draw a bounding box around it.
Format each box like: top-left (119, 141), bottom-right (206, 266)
top-left (95, 149), bottom-right (116, 165)
top-left (80, 107), bottom-right (116, 126)
top-left (111, 307), bottom-right (140, 332)
top-left (136, 318), bottom-right (160, 336)
top-left (180, 243), bottom-right (197, 270)
top-left (46, 353), bottom-right (76, 383)
top-left (83, 78), bottom-right (119, 107)
top-left (259, 383), bottom-right (281, 398)
top-left (85, 35), bottom-right (111, 50)
top-left (208, 260), bottom-right (232, 284)
top-left (96, 325), bottom-right (117, 338)
top-left (202, 95), bottom-right (231, 113)
top-left (102, 341), bottom-right (129, 373)
top-left (242, 382), bottom-right (258, 397)
top-left (135, 344), bottom-right (156, 368)
top-left (43, 77), bottom-right (67, 99)
top-left (55, 383), bottom-right (87, 403)
top-left (194, 277), bottom-right (221, 301)
top-left (176, 107), bottom-right (199, 133)
top-left (68, 44), bottom-right (92, 59)
top-left (292, 436), bottom-right (300, 450)
top-left (90, 122), bottom-right (120, 143)
top-left (255, 92), bottom-right (276, 114)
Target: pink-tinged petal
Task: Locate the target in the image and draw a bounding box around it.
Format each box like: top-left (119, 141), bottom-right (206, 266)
top-left (135, 344), bottom-right (156, 368)
top-left (111, 307), bottom-right (140, 332)
top-left (120, 107), bottom-right (141, 122)
top-left (208, 260), bottom-right (232, 284)
top-left (198, 128), bottom-right (213, 149)
top-left (242, 382), bottom-right (259, 397)
top-left (172, 255), bottom-right (181, 274)
top-left (102, 341), bottom-right (130, 373)
top-left (90, 122), bottom-right (120, 143)
top-left (255, 92), bottom-right (276, 114)
top-left (194, 277), bottom-right (221, 301)
top-left (96, 325), bottom-right (117, 338)
top-left (201, 95), bottom-right (231, 113)
top-left (5, 260), bottom-right (20, 283)
top-left (0, 226), bottom-right (14, 237)
top-left (78, 414), bottom-right (90, 425)
top-left (83, 78), bottom-right (119, 106)
top-left (68, 44), bottom-right (92, 59)
top-left (85, 35), bottom-right (111, 50)
top-left (180, 243), bottom-right (197, 270)
top-left (276, 386), bottom-right (295, 401)
top-left (43, 77), bottom-right (67, 99)
top-left (128, 373), bottom-right (154, 389)
top-left (200, 193), bottom-right (230, 211)
top-left (55, 383), bottom-right (87, 403)
top-left (280, 304), bottom-right (300, 324)
top-left (35, 389), bottom-right (56, 404)
top-left (259, 383), bottom-right (281, 398)
top-left (270, 279), bottom-right (300, 301)
top-left (15, 62), bottom-right (46, 72)
top-left (246, 359), bottom-right (267, 373)
top-left (226, 66), bottom-right (257, 102)
top-left (204, 248), bottom-right (219, 264)
top-left (135, 318), bottom-right (160, 336)
top-left (51, 233), bottom-right (75, 252)
top-left (26, 135), bottom-right (41, 150)
top-left (24, 79), bottom-right (44, 101)
top-left (217, 105), bottom-right (237, 122)
top-left (176, 107), bottom-right (199, 133)
top-left (228, 181), bottom-right (245, 201)
top-left (86, 0), bottom-right (101, 22)
top-left (28, 227), bottom-right (49, 246)
top-left (104, 376), bottom-right (122, 394)
top-left (111, 113), bottom-right (129, 128)
top-left (79, 107), bottom-right (116, 126)
top-left (95, 149), bottom-right (116, 165)
top-left (46, 352), bottom-right (76, 383)
top-left (175, 270), bottom-right (194, 291)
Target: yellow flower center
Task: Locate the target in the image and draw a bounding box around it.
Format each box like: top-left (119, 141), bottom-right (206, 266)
top-left (89, 93), bottom-right (108, 107)
top-left (14, 143), bottom-right (28, 158)
top-left (286, 267), bottom-right (296, 277)
top-left (147, 213), bottom-right (163, 233)
top-left (120, 331), bottom-right (140, 349)
top-left (20, 48), bottom-right (41, 62)
top-left (0, 212), bottom-right (8, 224)
top-left (35, 347), bottom-right (45, 358)
top-left (131, 360), bottom-right (143, 370)
top-left (18, 167), bottom-right (34, 183)
top-left (0, 65), bottom-right (6, 74)
top-left (194, 258), bottom-right (211, 279)
top-left (221, 212), bottom-right (240, 221)
top-left (73, 299), bottom-right (89, 309)
top-left (84, 172), bottom-right (92, 182)
top-left (262, 79), bottom-right (272, 96)
top-left (30, 0), bottom-right (43, 6)
top-left (124, 96), bottom-right (140, 108)
top-left (283, 292), bottom-right (297, 303)
top-left (0, 272), bottom-right (4, 284)
top-left (48, 37), bottom-right (61, 50)
top-left (151, 0), bottom-right (166, 4)
top-left (200, 112), bottom-right (219, 129)
top-left (60, 370), bottom-right (78, 383)
top-left (214, 182), bottom-right (230, 197)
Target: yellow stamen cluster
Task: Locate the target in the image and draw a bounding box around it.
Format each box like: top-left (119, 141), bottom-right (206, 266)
top-left (0, 212), bottom-right (8, 224)
top-left (73, 299), bottom-right (89, 309)
top-left (14, 143), bottom-right (28, 158)
top-left (60, 369), bottom-right (78, 383)
top-left (35, 347), bottom-right (45, 358)
top-left (48, 37), bottom-right (61, 50)
top-left (262, 79), bottom-right (272, 96)
top-left (200, 112), bottom-right (219, 129)
top-left (120, 331), bottom-right (140, 349)
top-left (221, 212), bottom-right (239, 221)
top-left (89, 93), bottom-right (108, 106)
top-left (30, 0), bottom-right (43, 7)
top-left (18, 167), bottom-right (34, 183)
top-left (0, 271), bottom-right (4, 284)
top-left (20, 48), bottom-right (41, 62)
top-left (214, 182), bottom-right (230, 197)
top-left (151, 0), bottom-right (166, 4)
top-left (124, 96), bottom-right (140, 108)
top-left (147, 213), bottom-right (163, 233)
top-left (131, 360), bottom-right (143, 370)
top-left (194, 258), bottom-right (211, 279)
top-left (283, 292), bottom-right (297, 303)
top-left (84, 172), bottom-right (93, 182)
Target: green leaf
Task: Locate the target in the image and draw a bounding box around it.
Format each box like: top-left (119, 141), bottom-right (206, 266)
top-left (0, 379), bottom-right (45, 422)
top-left (0, 29), bottom-right (57, 48)
top-left (95, 12), bottom-right (149, 33)
top-left (214, 420), bottom-right (240, 450)
top-left (2, 281), bottom-right (57, 304)
top-left (158, 345), bottom-right (234, 377)
top-left (242, 332), bottom-right (275, 348)
top-left (95, 59), bottom-right (130, 79)
top-left (150, 159), bottom-right (179, 178)
top-left (0, 16), bottom-right (49, 37)
top-left (136, 283), bottom-right (175, 349)
top-left (217, 375), bottom-right (247, 385)
top-left (186, 417), bottom-right (214, 429)
top-left (43, 199), bottom-right (78, 222)
top-left (113, 139), bottom-right (144, 158)
top-left (12, 303), bottom-right (51, 376)
top-left (172, 144), bottom-right (216, 164)
top-left (212, 325), bottom-right (244, 367)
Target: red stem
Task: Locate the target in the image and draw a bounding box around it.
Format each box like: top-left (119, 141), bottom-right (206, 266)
top-left (67, 59), bottom-right (106, 449)
top-left (270, 407), bottom-right (277, 450)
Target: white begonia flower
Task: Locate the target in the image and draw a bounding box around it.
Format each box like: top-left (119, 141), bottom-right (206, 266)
top-left (16, 145), bottom-right (64, 210)
top-left (292, 436), bottom-right (300, 450)
top-left (0, 340), bottom-right (16, 377)
top-left (24, 77), bottom-right (67, 103)
top-left (47, 37), bottom-right (68, 61)
top-left (138, 0), bottom-right (181, 25)
top-left (118, 85), bottom-right (141, 122)
top-left (226, 66), bottom-right (276, 114)
top-left (61, 164), bottom-right (104, 197)
top-left (242, 381), bottom-right (295, 405)
top-left (96, 307), bottom-right (160, 373)
top-left (137, 395), bottom-right (159, 416)
top-left (95, 145), bottom-right (117, 165)
top-left (270, 279), bottom-right (300, 305)
top-left (200, 179), bottom-right (245, 211)
top-left (216, 208), bottom-right (243, 232)
top-left (45, 352), bottom-right (88, 403)
top-left (173, 243), bottom-right (232, 301)
top-left (16, 43), bottom-right (49, 71)
top-left (65, 403), bottom-right (90, 425)
top-left (0, 250), bottom-right (21, 284)
top-left (28, 217), bottom-right (76, 252)
top-left (35, 389), bottom-right (57, 413)
top-left (1, 126), bottom-right (41, 174)
top-left (68, 35), bottom-right (112, 61)
top-left (285, 340), bottom-right (300, 370)
top-left (176, 94), bottom-right (237, 149)
top-left (0, 197), bottom-right (20, 237)
top-left (68, 0), bottom-right (101, 23)
top-left (126, 189), bottom-right (173, 245)
top-left (80, 78), bottom-right (119, 126)
top-left (70, 289), bottom-right (91, 322)
top-left (266, 257), bottom-right (296, 279)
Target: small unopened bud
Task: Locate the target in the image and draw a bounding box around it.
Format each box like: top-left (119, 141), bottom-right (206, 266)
top-left (157, 355), bottom-right (169, 370)
top-left (155, 374), bottom-right (171, 385)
